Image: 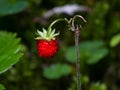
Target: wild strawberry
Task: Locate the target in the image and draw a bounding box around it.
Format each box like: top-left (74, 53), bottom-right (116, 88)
top-left (35, 25), bottom-right (59, 58)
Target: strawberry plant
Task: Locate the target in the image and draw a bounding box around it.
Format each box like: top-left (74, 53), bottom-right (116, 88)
top-left (0, 0), bottom-right (119, 89)
top-left (35, 15), bottom-right (87, 90)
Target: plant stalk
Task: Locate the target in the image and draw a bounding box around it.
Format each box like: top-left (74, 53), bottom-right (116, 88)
top-left (71, 15), bottom-right (87, 90)
top-left (75, 28), bottom-right (81, 90)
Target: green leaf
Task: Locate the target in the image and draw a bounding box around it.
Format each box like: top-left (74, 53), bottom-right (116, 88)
top-left (79, 40), bottom-right (104, 51)
top-left (0, 83), bottom-right (5, 90)
top-left (86, 48), bottom-right (108, 64)
top-left (110, 34), bottom-right (120, 47)
top-left (0, 31), bottom-right (23, 74)
top-left (66, 41), bottom-right (108, 64)
top-left (0, 0), bottom-right (29, 16)
top-left (60, 64), bottom-right (72, 76)
top-left (43, 63), bottom-right (72, 79)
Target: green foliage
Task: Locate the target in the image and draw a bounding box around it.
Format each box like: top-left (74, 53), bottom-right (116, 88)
top-left (83, 2), bottom-right (110, 39)
top-left (68, 75), bottom-right (89, 90)
top-left (0, 0), bottom-right (29, 16)
top-left (43, 63), bottom-right (72, 79)
top-left (81, 75), bottom-right (89, 84)
top-left (110, 34), bottom-right (120, 47)
top-left (0, 31), bottom-right (23, 74)
top-left (0, 83), bottom-right (5, 90)
top-left (89, 82), bottom-right (107, 90)
top-left (66, 41), bottom-right (108, 64)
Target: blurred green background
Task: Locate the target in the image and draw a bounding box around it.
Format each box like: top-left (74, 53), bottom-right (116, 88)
top-left (0, 0), bottom-right (120, 90)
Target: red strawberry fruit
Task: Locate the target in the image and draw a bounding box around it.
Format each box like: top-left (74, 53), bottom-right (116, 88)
top-left (35, 26), bottom-right (59, 58)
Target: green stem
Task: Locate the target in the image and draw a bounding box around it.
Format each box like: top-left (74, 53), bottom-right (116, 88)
top-left (48, 19), bottom-right (65, 29)
top-left (47, 19), bottom-right (68, 35)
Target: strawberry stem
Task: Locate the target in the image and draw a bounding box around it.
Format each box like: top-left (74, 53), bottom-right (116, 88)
top-left (47, 19), bottom-right (68, 35)
top-left (71, 15), bottom-right (86, 90)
